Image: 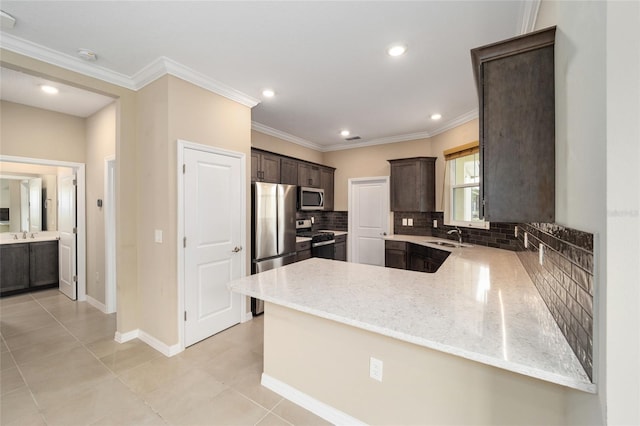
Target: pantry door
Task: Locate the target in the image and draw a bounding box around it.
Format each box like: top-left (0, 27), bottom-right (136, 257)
top-left (182, 145), bottom-right (244, 347)
top-left (58, 173), bottom-right (77, 300)
top-left (348, 177), bottom-right (390, 266)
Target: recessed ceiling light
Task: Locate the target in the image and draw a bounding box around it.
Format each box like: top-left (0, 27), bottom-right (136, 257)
top-left (430, 113), bottom-right (442, 120)
top-left (387, 44), bottom-right (407, 57)
top-left (262, 89), bottom-right (275, 98)
top-left (77, 48), bottom-right (98, 62)
top-left (340, 130), bottom-right (350, 137)
top-left (40, 85), bottom-right (59, 95)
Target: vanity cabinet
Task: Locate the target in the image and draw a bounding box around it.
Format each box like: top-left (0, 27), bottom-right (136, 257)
top-left (0, 243), bottom-right (30, 293)
top-left (251, 150), bottom-right (280, 183)
top-left (388, 157), bottom-right (436, 212)
top-left (0, 240), bottom-right (59, 296)
top-left (471, 26), bottom-right (556, 222)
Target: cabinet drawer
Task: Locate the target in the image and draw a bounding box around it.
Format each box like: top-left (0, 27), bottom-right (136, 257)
top-left (334, 234), bottom-right (347, 243)
top-left (296, 240), bottom-right (311, 251)
top-left (385, 240), bottom-right (406, 251)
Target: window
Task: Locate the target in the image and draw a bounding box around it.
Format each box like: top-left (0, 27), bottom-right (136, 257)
top-left (443, 142), bottom-right (489, 229)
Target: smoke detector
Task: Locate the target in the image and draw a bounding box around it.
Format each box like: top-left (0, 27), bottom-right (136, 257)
top-left (77, 48), bottom-right (98, 62)
top-left (1, 10), bottom-right (16, 29)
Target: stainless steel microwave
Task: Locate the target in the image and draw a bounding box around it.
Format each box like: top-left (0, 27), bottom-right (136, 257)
top-left (299, 186), bottom-right (324, 210)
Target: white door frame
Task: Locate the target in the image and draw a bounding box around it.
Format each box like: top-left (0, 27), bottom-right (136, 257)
top-left (104, 156), bottom-right (116, 313)
top-left (176, 139), bottom-right (247, 351)
top-left (0, 155), bottom-right (87, 301)
top-left (347, 176), bottom-right (391, 263)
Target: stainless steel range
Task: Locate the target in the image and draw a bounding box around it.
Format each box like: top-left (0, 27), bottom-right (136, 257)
top-left (296, 219), bottom-right (335, 259)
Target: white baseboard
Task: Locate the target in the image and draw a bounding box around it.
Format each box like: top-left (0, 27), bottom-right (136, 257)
top-left (86, 295), bottom-right (107, 313)
top-left (113, 328), bottom-right (183, 357)
top-left (114, 329), bottom-right (139, 343)
top-left (138, 330), bottom-right (183, 357)
top-left (242, 310), bottom-right (253, 323)
top-left (261, 373), bottom-right (366, 426)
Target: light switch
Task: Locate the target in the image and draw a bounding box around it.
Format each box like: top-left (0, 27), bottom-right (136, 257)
top-left (154, 229), bottom-right (163, 243)
top-left (408, 218), bottom-right (413, 226)
top-left (433, 219), bottom-right (438, 228)
top-left (402, 218), bottom-right (408, 226)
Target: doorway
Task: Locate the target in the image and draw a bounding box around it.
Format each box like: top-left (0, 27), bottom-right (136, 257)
top-left (0, 155), bottom-right (86, 300)
top-left (348, 176), bottom-right (390, 266)
top-left (177, 140), bottom-right (247, 349)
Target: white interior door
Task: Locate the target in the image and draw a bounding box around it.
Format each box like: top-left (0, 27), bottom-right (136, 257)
top-left (184, 148), bottom-right (242, 347)
top-left (349, 177), bottom-right (389, 266)
top-left (28, 178), bottom-right (42, 232)
top-left (58, 174), bottom-right (77, 300)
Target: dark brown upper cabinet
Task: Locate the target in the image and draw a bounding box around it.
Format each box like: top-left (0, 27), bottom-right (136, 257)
top-left (320, 167), bottom-right (335, 211)
top-left (251, 150), bottom-right (280, 183)
top-left (280, 157), bottom-right (298, 185)
top-left (297, 163), bottom-right (321, 188)
top-left (471, 26), bottom-right (556, 223)
top-left (388, 157), bottom-right (436, 212)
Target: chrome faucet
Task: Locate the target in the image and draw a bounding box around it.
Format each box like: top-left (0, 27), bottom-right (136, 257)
top-left (22, 231), bottom-right (27, 239)
top-left (447, 227), bottom-right (463, 244)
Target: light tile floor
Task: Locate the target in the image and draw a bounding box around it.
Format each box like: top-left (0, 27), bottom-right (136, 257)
top-left (0, 289), bottom-right (331, 426)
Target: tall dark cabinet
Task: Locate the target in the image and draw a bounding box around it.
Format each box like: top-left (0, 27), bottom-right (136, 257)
top-left (471, 27), bottom-right (556, 223)
top-left (388, 157), bottom-right (436, 212)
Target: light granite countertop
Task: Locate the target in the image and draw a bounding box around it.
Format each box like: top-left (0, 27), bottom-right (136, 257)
top-left (319, 229), bottom-right (347, 236)
top-left (0, 231), bottom-right (60, 245)
top-left (229, 235), bottom-right (595, 393)
top-left (295, 236), bottom-right (312, 243)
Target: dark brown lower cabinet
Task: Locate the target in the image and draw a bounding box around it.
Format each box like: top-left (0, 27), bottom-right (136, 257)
top-left (296, 240), bottom-right (312, 262)
top-left (1, 240), bottom-right (59, 296)
top-left (334, 234), bottom-right (347, 262)
top-left (385, 240), bottom-right (449, 273)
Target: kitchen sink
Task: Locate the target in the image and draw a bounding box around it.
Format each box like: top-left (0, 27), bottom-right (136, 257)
top-left (424, 240), bottom-right (470, 248)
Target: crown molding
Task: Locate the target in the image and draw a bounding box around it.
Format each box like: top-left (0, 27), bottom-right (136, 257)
top-left (1, 33), bottom-right (260, 107)
top-left (427, 109), bottom-right (479, 138)
top-left (519, 0), bottom-right (541, 34)
top-left (0, 32), bottom-right (135, 89)
top-left (251, 122), bottom-right (323, 151)
top-left (133, 57), bottom-right (260, 108)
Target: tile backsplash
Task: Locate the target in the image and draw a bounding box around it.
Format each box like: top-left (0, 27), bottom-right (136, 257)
top-left (514, 223), bottom-right (594, 380)
top-left (393, 211), bottom-right (520, 250)
top-left (296, 211), bottom-right (348, 231)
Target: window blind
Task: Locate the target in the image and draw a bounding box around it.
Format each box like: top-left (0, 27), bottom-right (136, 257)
top-left (443, 141), bottom-right (479, 161)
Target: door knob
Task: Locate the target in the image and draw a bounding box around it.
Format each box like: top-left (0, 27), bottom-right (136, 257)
top-left (380, 232), bottom-right (387, 236)
top-left (232, 246), bottom-right (243, 253)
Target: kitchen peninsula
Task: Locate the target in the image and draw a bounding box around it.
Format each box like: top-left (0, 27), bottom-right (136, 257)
top-left (229, 237), bottom-right (595, 425)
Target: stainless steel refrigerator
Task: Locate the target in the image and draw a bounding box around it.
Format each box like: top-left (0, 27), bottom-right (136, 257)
top-left (251, 182), bottom-right (297, 315)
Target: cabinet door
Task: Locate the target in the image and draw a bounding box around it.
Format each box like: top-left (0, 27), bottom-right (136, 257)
top-left (385, 249), bottom-right (406, 269)
top-left (389, 158), bottom-right (435, 212)
top-left (0, 243), bottom-right (30, 294)
top-left (281, 158), bottom-right (298, 185)
top-left (320, 168), bottom-right (334, 211)
top-left (296, 250), bottom-right (311, 262)
top-left (473, 27), bottom-right (556, 222)
top-left (260, 153), bottom-right (281, 183)
top-left (250, 151), bottom-right (260, 182)
top-left (29, 241), bottom-right (59, 287)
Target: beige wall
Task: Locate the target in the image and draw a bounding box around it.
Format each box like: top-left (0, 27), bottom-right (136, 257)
top-left (86, 102), bottom-right (116, 304)
top-left (135, 75), bottom-right (252, 345)
top-left (265, 303), bottom-right (574, 425)
top-left (252, 130), bottom-right (323, 164)
top-left (0, 100), bottom-right (86, 163)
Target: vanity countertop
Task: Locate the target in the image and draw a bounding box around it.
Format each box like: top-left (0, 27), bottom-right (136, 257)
top-left (0, 232), bottom-right (60, 245)
top-left (229, 236), bottom-right (595, 393)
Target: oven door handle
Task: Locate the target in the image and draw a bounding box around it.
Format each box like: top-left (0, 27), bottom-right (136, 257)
top-left (312, 240), bottom-right (335, 248)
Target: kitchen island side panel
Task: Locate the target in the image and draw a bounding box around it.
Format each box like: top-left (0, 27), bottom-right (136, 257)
top-left (263, 303), bottom-right (573, 425)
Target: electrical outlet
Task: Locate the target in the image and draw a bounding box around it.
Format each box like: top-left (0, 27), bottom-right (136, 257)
top-left (408, 218), bottom-right (413, 226)
top-left (514, 226), bottom-right (518, 237)
top-left (369, 357), bottom-right (383, 382)
top-left (311, 216), bottom-right (315, 224)
top-left (154, 229), bottom-right (163, 243)
top-left (539, 244), bottom-right (545, 265)
top-left (402, 218), bottom-right (408, 226)
top-left (433, 219), bottom-right (438, 228)
top-left (524, 232), bottom-right (528, 248)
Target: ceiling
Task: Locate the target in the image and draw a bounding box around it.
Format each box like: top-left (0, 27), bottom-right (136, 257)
top-left (0, 1), bottom-right (538, 151)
